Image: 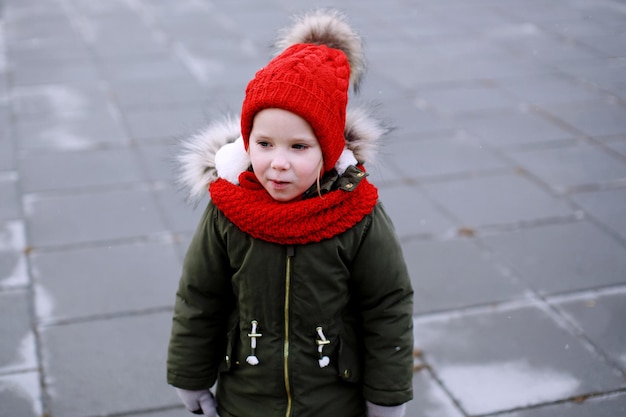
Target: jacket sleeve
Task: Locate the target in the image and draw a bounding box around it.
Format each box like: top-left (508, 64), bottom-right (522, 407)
top-left (167, 202), bottom-right (234, 390)
top-left (350, 202), bottom-right (414, 406)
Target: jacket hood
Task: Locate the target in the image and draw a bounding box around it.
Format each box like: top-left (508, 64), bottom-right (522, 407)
top-left (177, 105), bottom-right (390, 204)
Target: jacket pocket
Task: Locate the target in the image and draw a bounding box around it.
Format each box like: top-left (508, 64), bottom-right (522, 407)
top-left (338, 334), bottom-right (361, 383)
top-left (219, 314), bottom-right (239, 373)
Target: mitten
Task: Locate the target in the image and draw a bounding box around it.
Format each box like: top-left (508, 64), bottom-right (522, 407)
top-left (366, 401), bottom-right (407, 417)
top-left (175, 388), bottom-right (218, 417)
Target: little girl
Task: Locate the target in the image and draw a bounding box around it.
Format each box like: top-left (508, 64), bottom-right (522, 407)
top-left (167, 10), bottom-right (414, 417)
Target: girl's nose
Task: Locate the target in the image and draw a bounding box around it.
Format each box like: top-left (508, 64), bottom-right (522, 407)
top-left (270, 152), bottom-right (290, 170)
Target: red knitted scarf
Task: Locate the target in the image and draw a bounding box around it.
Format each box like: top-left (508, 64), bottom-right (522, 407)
top-left (209, 171), bottom-right (378, 245)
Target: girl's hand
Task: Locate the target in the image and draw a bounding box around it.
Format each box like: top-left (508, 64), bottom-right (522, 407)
top-left (366, 401), bottom-right (406, 417)
top-left (175, 388), bottom-right (218, 417)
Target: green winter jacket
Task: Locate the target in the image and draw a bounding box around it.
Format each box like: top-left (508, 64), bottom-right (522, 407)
top-left (167, 197), bottom-right (413, 417)
top-left (168, 106), bottom-right (414, 417)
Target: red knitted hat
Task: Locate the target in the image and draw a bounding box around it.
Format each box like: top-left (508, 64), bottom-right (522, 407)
top-left (241, 10), bottom-right (365, 174)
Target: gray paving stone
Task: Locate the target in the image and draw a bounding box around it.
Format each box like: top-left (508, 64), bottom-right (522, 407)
top-left (153, 186), bottom-right (207, 234)
top-left (407, 238), bottom-right (527, 315)
top-left (0, 290), bottom-right (37, 373)
top-left (125, 408), bottom-right (187, 417)
top-left (413, 306), bottom-right (626, 416)
top-left (15, 109), bottom-right (129, 152)
top-left (557, 58), bottom-right (625, 95)
top-left (69, 0), bottom-right (133, 16)
top-left (6, 37), bottom-right (92, 65)
top-left (0, 220), bottom-right (26, 253)
top-left (0, 102), bottom-right (8, 125)
top-left (81, 11), bottom-right (151, 40)
top-left (436, 4), bottom-right (514, 34)
top-left (151, 10), bottom-right (238, 44)
top-left (604, 138), bottom-right (626, 158)
top-left (109, 77), bottom-right (207, 111)
top-left (372, 53), bottom-right (462, 88)
top-left (10, 83), bottom-right (111, 118)
top-left (3, 0), bottom-right (64, 17)
top-left (497, 73), bottom-right (605, 106)
top-left (31, 241), bottom-right (180, 323)
top-left (506, 143), bottom-right (626, 194)
top-left (136, 144), bottom-right (179, 183)
top-left (496, 1), bottom-right (600, 23)
top-left (191, 55), bottom-right (266, 95)
top-left (493, 392), bottom-right (626, 417)
top-left (481, 221), bottom-right (626, 295)
top-left (542, 101), bottom-right (626, 138)
top-left (0, 372), bottom-right (41, 417)
top-left (363, 159), bottom-right (406, 187)
top-left (122, 103), bottom-right (209, 143)
top-left (91, 35), bottom-right (170, 60)
top-left (582, 34), bottom-right (626, 58)
top-left (541, 17), bottom-right (625, 40)
top-left (100, 58), bottom-right (193, 83)
top-left (19, 148), bottom-right (144, 193)
top-left (4, 15), bottom-right (77, 43)
top-left (0, 221), bottom-right (28, 289)
top-left (25, 188), bottom-right (168, 247)
top-left (458, 111), bottom-right (577, 148)
top-left (555, 290), bottom-right (626, 372)
top-left (386, 131), bottom-right (507, 180)
top-left (212, 9), bottom-right (288, 45)
top-left (571, 188), bottom-right (626, 241)
top-left (0, 131), bottom-right (16, 171)
top-left (416, 83), bottom-right (518, 116)
top-left (11, 61), bottom-right (101, 87)
top-left (387, 97), bottom-right (456, 137)
top-left (422, 173), bottom-right (574, 228)
top-left (471, 56), bottom-right (554, 81)
top-left (424, 36), bottom-right (513, 64)
top-left (494, 32), bottom-right (604, 64)
top-left (40, 312), bottom-right (179, 417)
top-left (378, 185), bottom-right (456, 239)
top-left (358, 69), bottom-right (410, 103)
top-left (0, 174), bottom-right (20, 221)
top-left (407, 369), bottom-right (465, 417)
top-left (0, 220), bottom-right (28, 291)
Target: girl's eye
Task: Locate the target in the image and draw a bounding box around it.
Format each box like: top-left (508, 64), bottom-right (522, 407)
top-left (257, 141), bottom-right (270, 147)
top-left (292, 144), bottom-right (308, 150)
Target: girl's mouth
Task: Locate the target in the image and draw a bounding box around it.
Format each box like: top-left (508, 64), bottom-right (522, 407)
top-left (270, 180), bottom-right (290, 189)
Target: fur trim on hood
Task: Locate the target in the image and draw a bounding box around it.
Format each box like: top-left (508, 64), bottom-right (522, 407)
top-left (177, 106), bottom-right (389, 204)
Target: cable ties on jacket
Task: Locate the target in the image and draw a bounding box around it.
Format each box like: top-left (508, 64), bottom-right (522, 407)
top-left (315, 326), bottom-right (331, 368)
top-left (246, 320), bottom-right (262, 366)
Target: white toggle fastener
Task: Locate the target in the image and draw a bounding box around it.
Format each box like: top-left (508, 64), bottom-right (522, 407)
top-left (315, 327), bottom-right (331, 368)
top-left (246, 320), bottom-right (262, 366)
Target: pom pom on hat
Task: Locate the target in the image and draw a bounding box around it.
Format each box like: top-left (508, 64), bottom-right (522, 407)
top-left (241, 9), bottom-right (365, 174)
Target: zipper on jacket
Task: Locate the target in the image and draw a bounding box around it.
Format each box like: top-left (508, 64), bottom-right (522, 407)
top-left (283, 245), bottom-right (295, 417)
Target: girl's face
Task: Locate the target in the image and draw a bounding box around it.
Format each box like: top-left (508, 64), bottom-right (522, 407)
top-left (248, 108), bottom-right (323, 202)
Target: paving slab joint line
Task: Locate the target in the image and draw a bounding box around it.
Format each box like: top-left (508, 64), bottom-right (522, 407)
top-left (531, 291), bottom-right (626, 380)
top-left (472, 387), bottom-right (626, 417)
top-left (123, 0), bottom-right (209, 86)
top-left (74, 403), bottom-right (184, 417)
top-left (414, 362), bottom-right (469, 417)
top-left (589, 138), bottom-right (626, 165)
top-left (36, 305), bottom-right (174, 328)
top-left (565, 195), bottom-right (626, 250)
top-left (22, 232), bottom-right (177, 254)
top-left (413, 291), bottom-right (550, 323)
top-left (0, 366), bottom-right (39, 378)
top-left (545, 283), bottom-right (626, 304)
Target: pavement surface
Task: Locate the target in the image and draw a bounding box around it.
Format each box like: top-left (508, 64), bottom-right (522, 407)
top-left (1, 0), bottom-right (626, 416)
